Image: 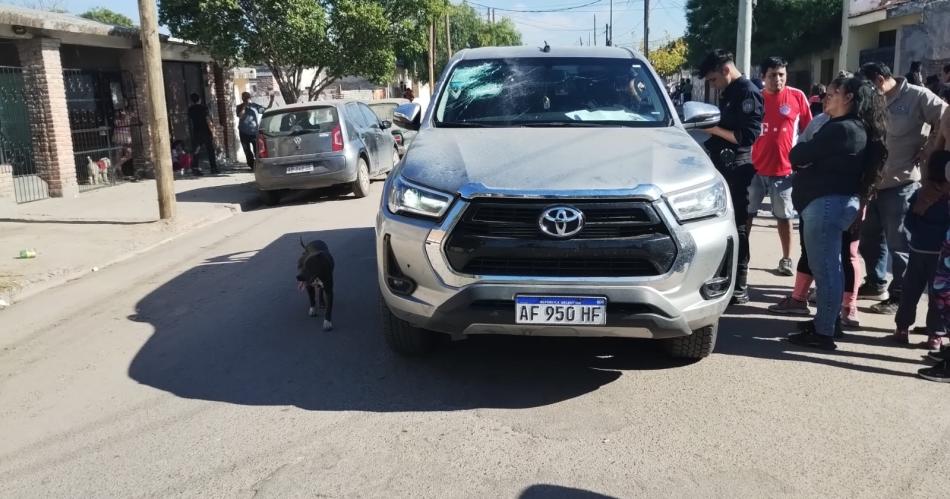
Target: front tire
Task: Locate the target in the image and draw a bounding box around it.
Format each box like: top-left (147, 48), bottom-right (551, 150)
top-left (351, 157), bottom-right (371, 198)
top-left (381, 299), bottom-right (434, 356)
top-left (666, 322), bottom-right (718, 360)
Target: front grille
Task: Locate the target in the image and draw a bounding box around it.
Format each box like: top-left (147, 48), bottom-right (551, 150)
top-left (445, 199), bottom-right (676, 277)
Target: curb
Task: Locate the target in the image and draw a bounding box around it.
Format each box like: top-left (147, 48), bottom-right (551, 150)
top-left (0, 193), bottom-right (260, 308)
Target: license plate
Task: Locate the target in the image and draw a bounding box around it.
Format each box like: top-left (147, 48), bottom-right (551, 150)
top-left (515, 296), bottom-right (607, 326)
top-left (286, 164), bottom-right (314, 174)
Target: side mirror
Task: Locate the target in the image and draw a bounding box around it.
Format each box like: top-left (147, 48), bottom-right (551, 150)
top-left (380, 120), bottom-right (392, 130)
top-left (681, 101), bottom-right (721, 130)
top-left (393, 103), bottom-right (422, 131)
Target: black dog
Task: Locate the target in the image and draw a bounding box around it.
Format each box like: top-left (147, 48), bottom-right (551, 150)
top-left (296, 238), bottom-right (335, 331)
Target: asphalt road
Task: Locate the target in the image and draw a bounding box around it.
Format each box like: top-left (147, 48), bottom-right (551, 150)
top-left (1, 182), bottom-right (948, 498)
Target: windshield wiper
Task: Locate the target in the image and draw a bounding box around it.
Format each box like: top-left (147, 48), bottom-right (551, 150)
top-left (438, 121), bottom-right (496, 128)
top-left (519, 122), bottom-right (610, 127)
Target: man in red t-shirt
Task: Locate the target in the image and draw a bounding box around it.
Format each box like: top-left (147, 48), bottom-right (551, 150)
top-left (749, 56), bottom-right (813, 276)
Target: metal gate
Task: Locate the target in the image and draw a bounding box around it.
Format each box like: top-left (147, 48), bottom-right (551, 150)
top-left (0, 65), bottom-right (46, 203)
top-left (64, 69), bottom-right (142, 192)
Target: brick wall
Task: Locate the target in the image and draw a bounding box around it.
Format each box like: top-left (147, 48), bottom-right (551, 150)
top-left (16, 38), bottom-right (78, 198)
top-left (213, 63), bottom-right (238, 163)
top-left (120, 49), bottom-right (157, 176)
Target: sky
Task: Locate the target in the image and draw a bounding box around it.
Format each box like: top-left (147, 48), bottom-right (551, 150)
top-left (49, 0), bottom-right (688, 49)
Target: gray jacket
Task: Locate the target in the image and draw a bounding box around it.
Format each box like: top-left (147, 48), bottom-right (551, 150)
top-left (881, 78), bottom-right (946, 189)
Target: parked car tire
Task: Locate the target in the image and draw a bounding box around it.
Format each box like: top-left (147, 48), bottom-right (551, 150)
top-left (666, 322), bottom-right (718, 360)
top-left (381, 298), bottom-right (434, 356)
top-left (259, 189), bottom-right (281, 206)
top-left (351, 157), bottom-right (371, 198)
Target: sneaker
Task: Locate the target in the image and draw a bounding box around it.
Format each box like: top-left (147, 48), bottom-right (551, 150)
top-left (857, 282), bottom-right (888, 301)
top-left (840, 307), bottom-right (859, 328)
top-left (730, 290), bottom-right (750, 306)
top-left (777, 258), bottom-right (794, 276)
top-left (768, 296), bottom-right (811, 316)
top-left (869, 297), bottom-right (900, 315)
top-left (787, 329), bottom-right (837, 351)
top-left (795, 319), bottom-right (844, 338)
top-left (918, 360), bottom-right (950, 382)
top-left (927, 344), bottom-right (950, 362)
top-left (890, 329), bottom-right (910, 345)
top-left (928, 335), bottom-right (946, 353)
top-left (807, 288), bottom-right (817, 304)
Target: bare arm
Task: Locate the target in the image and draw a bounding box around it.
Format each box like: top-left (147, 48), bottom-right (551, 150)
top-left (706, 126), bottom-right (738, 145)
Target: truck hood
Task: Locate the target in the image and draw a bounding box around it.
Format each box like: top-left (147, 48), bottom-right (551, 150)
top-left (398, 127), bottom-right (718, 198)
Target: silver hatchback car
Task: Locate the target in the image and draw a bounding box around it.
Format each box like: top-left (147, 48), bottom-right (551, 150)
top-left (255, 100), bottom-right (399, 205)
top-left (377, 46), bottom-right (734, 360)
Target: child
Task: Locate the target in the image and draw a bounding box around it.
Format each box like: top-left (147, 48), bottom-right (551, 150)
top-left (893, 151), bottom-right (950, 350)
top-left (171, 140), bottom-right (193, 177)
top-left (918, 156), bottom-right (950, 382)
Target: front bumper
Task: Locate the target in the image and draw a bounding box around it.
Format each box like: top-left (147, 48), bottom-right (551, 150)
top-left (376, 189), bottom-right (737, 340)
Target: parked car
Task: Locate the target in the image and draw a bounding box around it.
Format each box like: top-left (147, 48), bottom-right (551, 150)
top-left (365, 98), bottom-right (417, 157)
top-left (254, 100), bottom-right (399, 205)
top-left (377, 46), bottom-right (732, 360)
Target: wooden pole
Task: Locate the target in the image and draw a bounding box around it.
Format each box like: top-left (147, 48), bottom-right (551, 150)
top-left (644, 0), bottom-right (650, 57)
top-left (445, 9), bottom-right (452, 58)
top-left (428, 21), bottom-right (435, 96)
top-left (137, 0), bottom-right (175, 220)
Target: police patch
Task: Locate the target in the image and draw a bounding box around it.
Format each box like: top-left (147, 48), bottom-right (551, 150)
top-left (742, 98), bottom-right (755, 114)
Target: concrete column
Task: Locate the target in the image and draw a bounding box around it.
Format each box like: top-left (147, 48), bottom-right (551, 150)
top-left (16, 37), bottom-right (78, 198)
top-left (0, 164), bottom-right (14, 217)
top-left (838, 0), bottom-right (851, 73)
top-left (119, 49), bottom-right (156, 176)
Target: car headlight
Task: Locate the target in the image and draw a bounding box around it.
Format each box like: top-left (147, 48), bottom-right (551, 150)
top-left (387, 175), bottom-right (453, 219)
top-left (666, 180), bottom-right (728, 222)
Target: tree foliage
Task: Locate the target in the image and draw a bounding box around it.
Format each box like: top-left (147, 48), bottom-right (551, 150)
top-left (649, 38), bottom-right (687, 79)
top-left (160, 0), bottom-right (444, 103)
top-left (80, 7), bottom-right (135, 27)
top-left (401, 1), bottom-right (522, 84)
top-left (684, 0), bottom-right (842, 71)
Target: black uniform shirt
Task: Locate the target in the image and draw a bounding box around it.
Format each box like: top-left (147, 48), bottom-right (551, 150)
top-left (704, 76), bottom-right (764, 167)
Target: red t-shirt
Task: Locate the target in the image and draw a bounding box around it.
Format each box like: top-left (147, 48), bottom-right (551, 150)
top-left (752, 86), bottom-right (813, 177)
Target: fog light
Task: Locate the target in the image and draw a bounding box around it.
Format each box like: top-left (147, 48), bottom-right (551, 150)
top-left (386, 276), bottom-right (416, 295)
top-left (384, 234), bottom-right (416, 296)
top-left (701, 237), bottom-right (734, 300)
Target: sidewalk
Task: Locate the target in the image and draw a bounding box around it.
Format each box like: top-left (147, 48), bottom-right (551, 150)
top-left (0, 170), bottom-right (260, 306)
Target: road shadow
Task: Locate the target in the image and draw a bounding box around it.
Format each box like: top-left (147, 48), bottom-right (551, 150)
top-left (127, 228), bottom-right (689, 412)
top-left (174, 180), bottom-right (260, 211)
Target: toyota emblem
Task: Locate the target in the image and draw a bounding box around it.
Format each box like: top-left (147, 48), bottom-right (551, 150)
top-left (539, 206), bottom-right (585, 238)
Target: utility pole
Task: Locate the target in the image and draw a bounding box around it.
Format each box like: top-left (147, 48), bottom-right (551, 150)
top-left (605, 24), bottom-right (610, 46)
top-left (609, 0), bottom-right (613, 48)
top-left (428, 20), bottom-right (435, 96)
top-left (644, 0), bottom-right (650, 57)
top-left (445, 1), bottom-right (452, 58)
top-left (593, 14), bottom-right (597, 46)
top-left (736, 0), bottom-right (753, 75)
top-left (136, 0), bottom-right (175, 219)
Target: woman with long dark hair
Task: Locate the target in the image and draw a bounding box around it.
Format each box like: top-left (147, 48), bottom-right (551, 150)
top-left (785, 76), bottom-right (888, 349)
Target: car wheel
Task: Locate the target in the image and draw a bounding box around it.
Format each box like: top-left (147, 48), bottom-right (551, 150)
top-left (351, 157), bottom-right (370, 198)
top-left (259, 189), bottom-right (280, 206)
top-left (666, 322), bottom-right (718, 360)
top-left (381, 298), bottom-right (434, 356)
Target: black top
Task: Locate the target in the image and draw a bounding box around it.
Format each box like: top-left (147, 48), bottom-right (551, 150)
top-left (704, 76), bottom-right (764, 167)
top-left (789, 114), bottom-right (867, 211)
top-left (188, 104), bottom-right (211, 137)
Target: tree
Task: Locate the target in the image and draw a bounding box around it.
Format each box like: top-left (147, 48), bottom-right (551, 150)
top-left (684, 0), bottom-right (841, 72)
top-left (160, 0), bottom-right (443, 103)
top-left (80, 7), bottom-right (135, 27)
top-left (649, 38), bottom-right (687, 79)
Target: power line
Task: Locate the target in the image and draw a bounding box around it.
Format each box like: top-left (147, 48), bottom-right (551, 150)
top-left (467, 0), bottom-right (606, 13)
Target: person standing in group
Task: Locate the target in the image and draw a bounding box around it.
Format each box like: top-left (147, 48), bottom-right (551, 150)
top-left (236, 91), bottom-right (275, 171)
top-left (188, 93), bottom-right (218, 175)
top-left (808, 84), bottom-right (826, 117)
top-left (697, 49), bottom-right (765, 305)
top-left (857, 63), bottom-right (946, 314)
top-left (785, 76), bottom-right (888, 350)
top-left (906, 61), bottom-right (924, 86)
top-left (892, 151), bottom-right (950, 349)
top-left (748, 57), bottom-right (813, 276)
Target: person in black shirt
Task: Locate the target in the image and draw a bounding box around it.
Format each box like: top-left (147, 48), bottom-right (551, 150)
top-left (785, 76), bottom-right (888, 350)
top-left (188, 93), bottom-right (218, 175)
top-left (697, 50), bottom-right (764, 305)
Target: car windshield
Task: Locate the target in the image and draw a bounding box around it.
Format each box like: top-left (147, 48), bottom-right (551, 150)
top-left (434, 57), bottom-right (670, 127)
top-left (260, 106), bottom-right (338, 137)
top-left (368, 103), bottom-right (397, 122)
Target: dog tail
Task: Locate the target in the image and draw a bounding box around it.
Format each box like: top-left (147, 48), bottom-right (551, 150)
top-left (299, 236), bottom-right (306, 249)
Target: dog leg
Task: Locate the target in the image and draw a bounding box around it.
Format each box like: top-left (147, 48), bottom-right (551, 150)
top-left (306, 285), bottom-right (318, 317)
top-left (322, 281), bottom-right (333, 331)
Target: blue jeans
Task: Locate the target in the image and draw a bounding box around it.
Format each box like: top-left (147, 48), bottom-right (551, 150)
top-left (802, 195), bottom-right (861, 336)
top-left (859, 182), bottom-right (917, 295)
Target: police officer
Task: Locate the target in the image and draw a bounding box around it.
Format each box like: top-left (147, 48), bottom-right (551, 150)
top-left (697, 50), bottom-right (764, 305)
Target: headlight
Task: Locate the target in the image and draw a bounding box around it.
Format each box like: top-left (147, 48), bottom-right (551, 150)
top-left (666, 181), bottom-right (727, 222)
top-left (387, 175), bottom-right (453, 219)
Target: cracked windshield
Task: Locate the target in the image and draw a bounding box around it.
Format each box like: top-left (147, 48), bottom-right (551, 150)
top-left (436, 58), bottom-right (669, 126)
